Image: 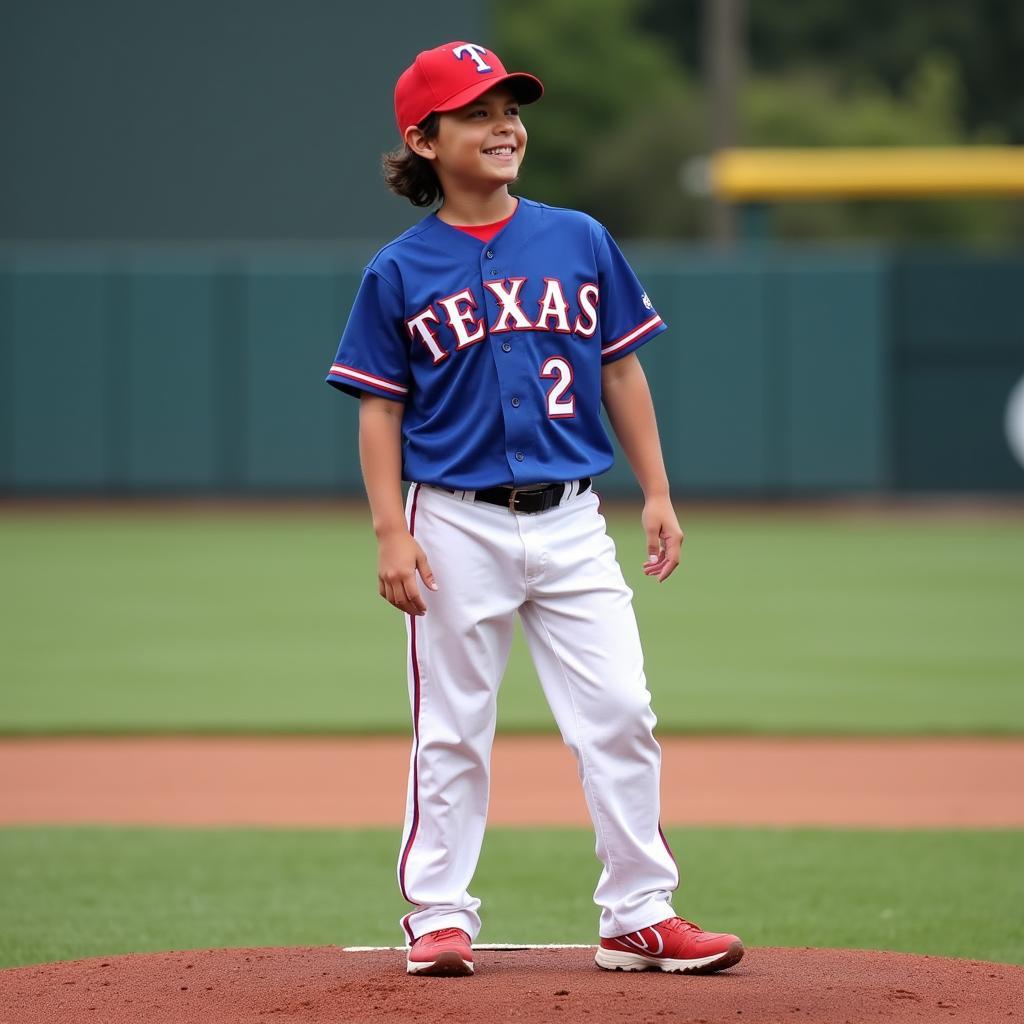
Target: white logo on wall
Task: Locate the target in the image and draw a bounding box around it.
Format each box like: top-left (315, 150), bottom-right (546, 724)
top-left (1005, 375), bottom-right (1024, 471)
top-left (452, 44), bottom-right (492, 73)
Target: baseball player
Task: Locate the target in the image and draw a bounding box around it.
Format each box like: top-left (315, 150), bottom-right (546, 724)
top-left (326, 41), bottom-right (744, 978)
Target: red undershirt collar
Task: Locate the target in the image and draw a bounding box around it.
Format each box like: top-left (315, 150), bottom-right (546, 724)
top-left (449, 209), bottom-right (516, 243)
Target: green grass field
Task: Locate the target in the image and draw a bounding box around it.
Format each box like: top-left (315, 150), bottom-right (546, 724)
top-left (2, 508), bottom-right (1022, 734)
top-left (1, 826), bottom-right (1022, 969)
top-left (1, 507), bottom-right (1022, 973)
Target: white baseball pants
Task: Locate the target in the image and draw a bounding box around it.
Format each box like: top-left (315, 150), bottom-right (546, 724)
top-left (397, 482), bottom-right (678, 943)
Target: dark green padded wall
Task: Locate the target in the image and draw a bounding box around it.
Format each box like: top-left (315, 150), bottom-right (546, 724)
top-left (655, 261), bottom-right (773, 492)
top-left (9, 268), bottom-right (109, 487)
top-left (242, 267), bottom-right (361, 490)
top-left (772, 252), bottom-right (889, 490)
top-left (894, 253), bottom-right (1024, 491)
top-left (1, 246), bottom-right (1021, 495)
top-left (624, 247), bottom-right (889, 495)
top-left (124, 271), bottom-right (221, 488)
top-left (0, 252), bottom-right (367, 493)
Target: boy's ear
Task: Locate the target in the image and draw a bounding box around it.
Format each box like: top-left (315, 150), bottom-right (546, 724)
top-left (404, 126), bottom-right (438, 161)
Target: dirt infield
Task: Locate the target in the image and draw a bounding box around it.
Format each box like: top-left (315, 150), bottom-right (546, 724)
top-left (2, 946), bottom-right (1022, 1024)
top-left (2, 735), bottom-right (1023, 827)
top-left (3, 736), bottom-right (1022, 1023)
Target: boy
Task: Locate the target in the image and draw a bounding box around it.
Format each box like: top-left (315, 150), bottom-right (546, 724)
top-left (326, 41), bottom-right (743, 978)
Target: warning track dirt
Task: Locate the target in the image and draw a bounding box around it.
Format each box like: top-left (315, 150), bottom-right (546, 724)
top-left (2, 735), bottom-right (1023, 828)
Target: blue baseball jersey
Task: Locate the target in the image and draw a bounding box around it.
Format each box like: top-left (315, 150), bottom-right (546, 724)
top-left (325, 197), bottom-right (667, 489)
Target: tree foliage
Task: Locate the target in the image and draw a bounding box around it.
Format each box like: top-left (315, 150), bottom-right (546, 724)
top-left (494, 0), bottom-right (1024, 242)
top-left (740, 55), bottom-right (1018, 243)
top-left (496, 0), bottom-right (689, 228)
top-left (641, 0), bottom-right (1024, 144)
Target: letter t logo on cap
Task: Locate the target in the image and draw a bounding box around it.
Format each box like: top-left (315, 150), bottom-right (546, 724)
top-left (452, 43), bottom-right (493, 73)
top-left (393, 41), bottom-right (543, 136)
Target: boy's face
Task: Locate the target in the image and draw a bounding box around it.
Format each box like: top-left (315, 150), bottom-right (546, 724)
top-left (414, 85), bottom-right (528, 193)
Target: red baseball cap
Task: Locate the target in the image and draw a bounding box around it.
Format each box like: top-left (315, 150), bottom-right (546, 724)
top-left (394, 41), bottom-right (544, 137)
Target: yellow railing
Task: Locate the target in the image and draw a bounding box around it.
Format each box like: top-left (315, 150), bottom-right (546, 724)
top-left (710, 147), bottom-right (1024, 200)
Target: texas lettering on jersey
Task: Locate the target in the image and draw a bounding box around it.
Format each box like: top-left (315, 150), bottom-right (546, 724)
top-left (325, 198), bottom-right (668, 489)
top-left (406, 277), bottom-right (599, 364)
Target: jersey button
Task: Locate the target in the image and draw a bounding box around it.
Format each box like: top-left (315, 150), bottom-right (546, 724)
top-left (515, 451), bottom-right (525, 462)
top-left (511, 396), bottom-right (521, 408)
top-left (501, 341), bottom-right (511, 352)
top-left (485, 249), bottom-right (495, 259)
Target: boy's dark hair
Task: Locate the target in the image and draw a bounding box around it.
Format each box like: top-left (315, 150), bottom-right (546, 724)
top-left (382, 113), bottom-right (442, 207)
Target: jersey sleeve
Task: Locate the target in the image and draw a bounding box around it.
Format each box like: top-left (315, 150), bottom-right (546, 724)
top-left (596, 228), bottom-right (668, 364)
top-left (325, 268), bottom-right (410, 401)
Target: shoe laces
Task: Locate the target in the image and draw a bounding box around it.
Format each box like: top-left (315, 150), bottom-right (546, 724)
top-left (429, 927), bottom-right (467, 943)
top-left (660, 916), bottom-right (700, 934)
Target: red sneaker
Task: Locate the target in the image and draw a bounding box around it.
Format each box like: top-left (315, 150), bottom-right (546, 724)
top-left (406, 927), bottom-right (474, 976)
top-left (596, 916), bottom-right (744, 974)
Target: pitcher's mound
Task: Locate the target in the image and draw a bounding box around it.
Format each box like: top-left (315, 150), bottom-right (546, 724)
top-left (1, 945), bottom-right (1020, 1024)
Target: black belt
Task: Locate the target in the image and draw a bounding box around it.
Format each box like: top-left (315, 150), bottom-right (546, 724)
top-left (465, 478), bottom-right (591, 514)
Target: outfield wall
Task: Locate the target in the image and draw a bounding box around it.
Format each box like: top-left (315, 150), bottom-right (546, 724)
top-left (0, 245), bottom-right (1022, 495)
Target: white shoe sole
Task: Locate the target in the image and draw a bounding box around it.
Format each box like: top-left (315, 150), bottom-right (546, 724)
top-left (406, 952), bottom-right (474, 976)
top-left (595, 941), bottom-right (744, 974)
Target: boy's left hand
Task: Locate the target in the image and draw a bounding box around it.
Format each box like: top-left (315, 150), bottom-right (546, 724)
top-left (641, 497), bottom-right (684, 582)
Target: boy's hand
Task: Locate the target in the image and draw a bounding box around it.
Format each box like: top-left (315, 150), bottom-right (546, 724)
top-left (377, 528), bottom-right (438, 616)
top-left (641, 497), bottom-right (684, 582)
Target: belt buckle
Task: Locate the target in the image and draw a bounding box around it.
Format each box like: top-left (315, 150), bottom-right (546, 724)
top-left (507, 484), bottom-right (558, 514)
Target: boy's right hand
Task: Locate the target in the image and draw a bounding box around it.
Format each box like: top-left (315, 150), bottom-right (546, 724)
top-left (377, 529), bottom-right (438, 616)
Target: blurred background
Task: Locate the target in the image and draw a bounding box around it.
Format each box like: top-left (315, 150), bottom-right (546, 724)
top-left (2, 0), bottom-right (1023, 497)
top-left (1, 0), bottom-right (1023, 975)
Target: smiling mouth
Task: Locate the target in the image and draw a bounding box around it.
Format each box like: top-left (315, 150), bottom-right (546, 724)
top-left (483, 146), bottom-right (516, 157)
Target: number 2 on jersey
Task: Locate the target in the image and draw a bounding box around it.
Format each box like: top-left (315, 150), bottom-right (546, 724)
top-left (540, 356), bottom-right (576, 418)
